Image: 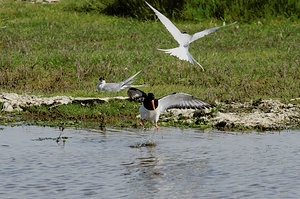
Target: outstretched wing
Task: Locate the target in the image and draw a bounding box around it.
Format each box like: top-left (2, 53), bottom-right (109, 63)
top-left (127, 87), bottom-right (147, 101)
top-left (190, 22), bottom-right (237, 43)
top-left (158, 92), bottom-right (210, 113)
top-left (145, 1), bottom-right (184, 45)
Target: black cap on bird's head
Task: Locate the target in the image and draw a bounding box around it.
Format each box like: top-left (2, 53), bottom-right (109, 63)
top-left (147, 93), bottom-right (155, 100)
top-left (144, 93), bottom-right (157, 111)
top-left (99, 77), bottom-right (105, 81)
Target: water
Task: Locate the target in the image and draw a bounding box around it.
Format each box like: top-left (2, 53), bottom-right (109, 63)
top-left (1, 125), bottom-right (300, 199)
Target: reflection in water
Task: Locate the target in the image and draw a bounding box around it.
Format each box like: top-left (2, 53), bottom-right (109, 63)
top-left (122, 143), bottom-right (163, 195)
top-left (1, 125), bottom-right (300, 198)
top-left (122, 129), bottom-right (213, 198)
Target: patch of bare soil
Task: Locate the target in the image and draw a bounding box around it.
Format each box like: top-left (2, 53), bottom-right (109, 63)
top-left (210, 99), bottom-right (300, 131)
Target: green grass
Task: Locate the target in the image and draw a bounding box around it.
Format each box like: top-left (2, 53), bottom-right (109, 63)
top-left (21, 99), bottom-right (140, 127)
top-left (0, 0), bottom-right (299, 105)
top-left (184, 0), bottom-right (300, 22)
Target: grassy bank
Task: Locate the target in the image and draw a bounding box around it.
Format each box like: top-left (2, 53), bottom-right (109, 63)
top-left (21, 99), bottom-right (140, 129)
top-left (0, 1), bottom-right (299, 128)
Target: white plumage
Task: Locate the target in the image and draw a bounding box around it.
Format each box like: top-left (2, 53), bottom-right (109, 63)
top-left (145, 1), bottom-right (236, 70)
top-left (97, 71), bottom-right (142, 92)
top-left (139, 92), bottom-right (210, 129)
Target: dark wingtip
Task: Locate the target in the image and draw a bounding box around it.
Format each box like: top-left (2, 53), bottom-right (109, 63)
top-left (127, 87), bottom-right (147, 101)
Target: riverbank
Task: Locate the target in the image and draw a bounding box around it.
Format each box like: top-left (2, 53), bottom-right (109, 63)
top-left (1, 92), bottom-right (299, 131)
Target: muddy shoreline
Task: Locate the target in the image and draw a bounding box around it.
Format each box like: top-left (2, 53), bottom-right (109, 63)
top-left (1, 92), bottom-right (300, 131)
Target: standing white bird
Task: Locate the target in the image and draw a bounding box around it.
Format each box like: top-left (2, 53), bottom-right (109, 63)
top-left (145, 1), bottom-right (236, 70)
top-left (97, 70), bottom-right (142, 92)
top-left (139, 92), bottom-right (210, 129)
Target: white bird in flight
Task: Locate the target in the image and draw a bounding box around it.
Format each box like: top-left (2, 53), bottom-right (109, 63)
top-left (97, 70), bottom-right (143, 92)
top-left (145, 1), bottom-right (236, 70)
top-left (139, 92), bottom-right (210, 129)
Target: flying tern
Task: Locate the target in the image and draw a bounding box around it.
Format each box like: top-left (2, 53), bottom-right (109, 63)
top-left (145, 1), bottom-right (236, 70)
top-left (97, 70), bottom-right (143, 92)
top-left (139, 92), bottom-right (210, 129)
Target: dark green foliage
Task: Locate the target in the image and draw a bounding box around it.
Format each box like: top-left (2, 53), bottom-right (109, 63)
top-left (62, 0), bottom-right (300, 22)
top-left (185, 0), bottom-right (300, 22)
top-left (103, 0), bottom-right (184, 19)
top-left (62, 0), bottom-right (185, 20)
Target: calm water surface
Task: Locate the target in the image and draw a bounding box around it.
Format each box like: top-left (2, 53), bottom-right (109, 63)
top-left (1, 125), bottom-right (300, 198)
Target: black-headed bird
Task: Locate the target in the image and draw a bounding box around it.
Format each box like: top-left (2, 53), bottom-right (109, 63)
top-left (139, 92), bottom-right (210, 129)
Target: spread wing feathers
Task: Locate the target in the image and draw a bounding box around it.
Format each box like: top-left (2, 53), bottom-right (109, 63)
top-left (145, 1), bottom-right (183, 45)
top-left (158, 47), bottom-right (190, 62)
top-left (190, 22), bottom-right (237, 43)
top-left (158, 48), bottom-right (204, 71)
top-left (127, 87), bottom-right (147, 101)
top-left (188, 51), bottom-right (204, 71)
top-left (120, 71), bottom-right (141, 88)
top-left (158, 92), bottom-right (210, 112)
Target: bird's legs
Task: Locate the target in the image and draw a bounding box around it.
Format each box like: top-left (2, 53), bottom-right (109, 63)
top-left (139, 120), bottom-right (144, 126)
top-left (139, 120), bottom-right (160, 130)
top-left (154, 122), bottom-right (161, 130)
